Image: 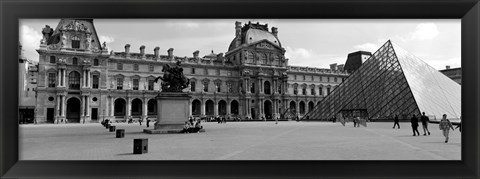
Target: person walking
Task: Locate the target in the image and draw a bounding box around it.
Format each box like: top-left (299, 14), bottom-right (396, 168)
top-left (439, 114), bottom-right (455, 143)
top-left (420, 112), bottom-right (431, 135)
top-left (411, 114), bottom-right (420, 136)
top-left (146, 118), bottom-right (150, 127)
top-left (393, 114), bottom-right (400, 129)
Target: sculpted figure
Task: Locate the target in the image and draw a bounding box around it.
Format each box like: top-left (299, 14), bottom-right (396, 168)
top-left (154, 61), bottom-right (190, 92)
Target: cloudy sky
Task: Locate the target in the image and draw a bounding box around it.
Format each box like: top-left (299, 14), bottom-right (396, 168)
top-left (20, 19), bottom-right (460, 70)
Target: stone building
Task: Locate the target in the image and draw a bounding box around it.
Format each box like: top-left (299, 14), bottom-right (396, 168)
top-left (34, 19), bottom-right (349, 123)
top-left (19, 44), bottom-right (38, 123)
top-left (440, 66), bottom-right (461, 85)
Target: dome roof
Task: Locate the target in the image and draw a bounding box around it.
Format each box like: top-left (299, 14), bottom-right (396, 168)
top-left (245, 29), bottom-right (280, 46)
top-left (228, 24), bottom-right (281, 52)
top-left (203, 50), bottom-right (217, 59)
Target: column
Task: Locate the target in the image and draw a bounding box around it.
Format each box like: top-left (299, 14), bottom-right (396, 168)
top-left (110, 97), bottom-right (114, 117)
top-left (245, 78), bottom-right (250, 94)
top-left (126, 97), bottom-right (131, 118)
top-left (189, 100), bottom-right (193, 117)
top-left (61, 69), bottom-right (65, 87)
top-left (87, 70), bottom-right (91, 88)
top-left (143, 98), bottom-right (148, 120)
top-left (296, 100), bottom-right (300, 116)
top-left (273, 99), bottom-right (277, 116)
top-left (201, 100), bottom-right (205, 116)
top-left (86, 96), bottom-right (90, 117)
top-left (56, 95), bottom-right (61, 116)
top-left (81, 95), bottom-right (85, 118)
top-left (61, 96), bottom-right (66, 117)
top-left (214, 100), bottom-right (219, 116)
top-left (260, 99), bottom-right (264, 119)
top-left (259, 79), bottom-right (263, 94)
top-left (226, 101), bottom-right (231, 115)
top-left (57, 70), bottom-right (61, 87)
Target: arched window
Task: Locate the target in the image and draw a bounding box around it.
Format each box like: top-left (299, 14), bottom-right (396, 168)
top-left (68, 71), bottom-right (80, 89)
top-left (190, 81), bottom-right (196, 92)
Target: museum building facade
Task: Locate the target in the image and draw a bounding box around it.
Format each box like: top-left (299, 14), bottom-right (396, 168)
top-left (34, 19), bottom-right (350, 123)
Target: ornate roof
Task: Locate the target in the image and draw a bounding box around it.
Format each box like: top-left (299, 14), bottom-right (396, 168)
top-left (228, 22), bottom-right (281, 52)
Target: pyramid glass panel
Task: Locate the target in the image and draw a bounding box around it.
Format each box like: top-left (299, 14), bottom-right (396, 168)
top-left (306, 40), bottom-right (461, 122)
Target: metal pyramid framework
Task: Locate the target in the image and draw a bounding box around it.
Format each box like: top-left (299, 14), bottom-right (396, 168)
top-left (305, 40), bottom-right (461, 121)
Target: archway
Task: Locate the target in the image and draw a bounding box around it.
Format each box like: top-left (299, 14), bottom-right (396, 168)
top-left (289, 101), bottom-right (296, 113)
top-left (264, 81), bottom-right (271, 94)
top-left (205, 100), bottom-right (214, 116)
top-left (192, 99), bottom-right (201, 116)
top-left (114, 98), bottom-right (126, 117)
top-left (230, 100), bottom-right (239, 115)
top-left (264, 100), bottom-right (272, 119)
top-left (131, 98), bottom-right (142, 117)
top-left (308, 101), bottom-right (315, 113)
top-left (299, 101), bottom-right (306, 115)
top-left (218, 100), bottom-right (227, 116)
top-left (66, 97), bottom-right (81, 123)
top-left (147, 99), bottom-right (157, 116)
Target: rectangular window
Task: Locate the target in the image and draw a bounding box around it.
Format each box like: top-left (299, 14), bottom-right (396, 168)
top-left (134, 64), bottom-right (139, 71)
top-left (303, 75), bottom-right (306, 80)
top-left (50, 56), bottom-right (56, 64)
top-left (72, 58), bottom-right (78, 65)
top-left (294, 88), bottom-right (298, 95)
top-left (319, 87), bottom-right (323, 96)
top-left (48, 73), bottom-right (56, 87)
top-left (302, 88), bottom-right (307, 95)
top-left (117, 63), bottom-right (123, 70)
top-left (133, 79), bottom-right (139, 90)
top-left (117, 78), bottom-right (123, 90)
top-left (216, 83), bottom-right (221, 92)
top-left (334, 77), bottom-right (338, 82)
top-left (216, 70), bottom-right (220, 76)
top-left (92, 75), bottom-right (99, 89)
top-left (190, 81), bottom-right (196, 92)
top-left (72, 40), bottom-right (80, 49)
top-left (311, 88), bottom-right (315, 95)
top-left (149, 65), bottom-right (154, 72)
top-left (327, 88), bottom-right (331, 95)
top-left (227, 82), bottom-right (232, 93)
top-left (203, 82), bottom-right (208, 92)
top-left (327, 77), bottom-right (330, 82)
top-left (191, 68), bottom-right (195, 74)
top-left (250, 83), bottom-right (255, 93)
top-left (94, 59), bottom-right (99, 66)
top-left (148, 79), bottom-right (154, 90)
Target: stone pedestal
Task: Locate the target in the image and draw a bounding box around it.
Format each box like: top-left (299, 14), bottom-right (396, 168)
top-left (144, 92), bottom-right (191, 134)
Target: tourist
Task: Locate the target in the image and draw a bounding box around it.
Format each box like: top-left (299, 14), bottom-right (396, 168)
top-left (194, 120), bottom-right (203, 132)
top-left (455, 116), bottom-right (462, 132)
top-left (146, 118), bottom-right (150, 127)
top-left (353, 116), bottom-right (358, 127)
top-left (420, 112), bottom-right (431, 135)
top-left (275, 116), bottom-right (278, 125)
top-left (139, 119), bottom-right (142, 126)
top-left (411, 114), bottom-right (420, 136)
top-left (183, 121), bottom-right (190, 133)
top-left (393, 114), bottom-right (400, 129)
top-left (439, 114), bottom-right (455, 143)
top-left (128, 116), bottom-right (133, 124)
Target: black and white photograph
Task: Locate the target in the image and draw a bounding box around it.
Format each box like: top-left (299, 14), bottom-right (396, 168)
top-left (18, 18), bottom-right (461, 160)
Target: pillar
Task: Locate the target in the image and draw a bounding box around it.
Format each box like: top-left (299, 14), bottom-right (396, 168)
top-left (214, 100), bottom-right (219, 116)
top-left (57, 70), bottom-right (61, 87)
top-left (110, 97), bottom-right (114, 117)
top-left (126, 97), bottom-right (131, 117)
top-left (201, 100), bottom-right (205, 116)
top-left (56, 95), bottom-right (61, 116)
top-left (143, 98), bottom-right (148, 120)
top-left (61, 96), bottom-right (66, 117)
top-left (81, 95), bottom-right (85, 118)
top-left (296, 100), bottom-right (300, 116)
top-left (86, 95), bottom-right (90, 116)
top-left (62, 69), bottom-right (66, 87)
top-left (260, 99), bottom-right (264, 119)
top-left (189, 100), bottom-right (192, 117)
top-left (226, 101), bottom-right (231, 115)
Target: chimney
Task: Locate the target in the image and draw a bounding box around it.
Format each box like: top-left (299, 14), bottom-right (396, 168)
top-left (337, 64), bottom-right (344, 71)
top-left (330, 63), bottom-right (337, 71)
top-left (271, 27), bottom-right (278, 37)
top-left (154, 47), bottom-right (160, 58)
top-left (125, 44), bottom-right (131, 54)
top-left (235, 21), bottom-right (242, 37)
top-left (193, 50), bottom-right (200, 59)
top-left (167, 48), bottom-right (174, 58)
top-left (446, 65), bottom-right (451, 69)
top-left (140, 45), bottom-right (145, 55)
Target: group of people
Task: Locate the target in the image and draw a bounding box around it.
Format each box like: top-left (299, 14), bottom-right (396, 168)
top-left (183, 117), bottom-right (203, 133)
top-left (127, 116), bottom-right (154, 127)
top-left (394, 112), bottom-right (461, 143)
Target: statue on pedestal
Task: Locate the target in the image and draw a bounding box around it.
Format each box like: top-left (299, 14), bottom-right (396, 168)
top-left (154, 61), bottom-right (190, 92)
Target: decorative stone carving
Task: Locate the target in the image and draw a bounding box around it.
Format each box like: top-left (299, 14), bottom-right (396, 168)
top-left (256, 42), bottom-right (274, 49)
top-left (61, 21), bottom-right (90, 33)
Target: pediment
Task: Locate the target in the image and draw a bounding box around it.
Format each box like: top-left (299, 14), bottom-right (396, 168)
top-left (249, 39), bottom-right (284, 51)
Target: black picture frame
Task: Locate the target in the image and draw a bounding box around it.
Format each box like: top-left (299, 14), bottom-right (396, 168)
top-left (1, 0), bottom-right (479, 178)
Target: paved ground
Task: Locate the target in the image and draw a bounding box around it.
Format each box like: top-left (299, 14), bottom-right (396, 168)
top-left (19, 121), bottom-right (461, 160)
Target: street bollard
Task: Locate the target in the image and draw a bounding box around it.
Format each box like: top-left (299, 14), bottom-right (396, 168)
top-left (116, 129), bottom-right (125, 138)
top-left (109, 125), bottom-right (116, 132)
top-left (133, 138), bottom-right (148, 154)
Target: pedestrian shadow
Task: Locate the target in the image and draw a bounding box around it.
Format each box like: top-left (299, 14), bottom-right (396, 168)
top-left (423, 141), bottom-right (461, 146)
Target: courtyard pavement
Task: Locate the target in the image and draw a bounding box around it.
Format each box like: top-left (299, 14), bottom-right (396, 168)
top-left (19, 121), bottom-right (461, 160)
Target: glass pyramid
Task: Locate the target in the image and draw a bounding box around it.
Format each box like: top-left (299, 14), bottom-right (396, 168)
top-left (305, 40), bottom-right (461, 121)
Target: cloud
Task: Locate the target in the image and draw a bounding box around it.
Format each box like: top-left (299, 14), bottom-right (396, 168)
top-left (285, 46), bottom-right (314, 59)
top-left (353, 43), bottom-right (379, 52)
top-left (19, 25), bottom-right (42, 61)
top-left (99, 35), bottom-right (115, 44)
top-left (411, 23), bottom-right (439, 40)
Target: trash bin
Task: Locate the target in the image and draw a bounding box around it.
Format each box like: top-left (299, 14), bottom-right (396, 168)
top-left (109, 125), bottom-right (116, 132)
top-left (116, 129), bottom-right (125, 138)
top-left (133, 138), bottom-right (148, 154)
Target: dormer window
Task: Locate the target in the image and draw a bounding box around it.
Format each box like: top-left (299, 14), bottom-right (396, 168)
top-left (71, 36), bottom-right (80, 49)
